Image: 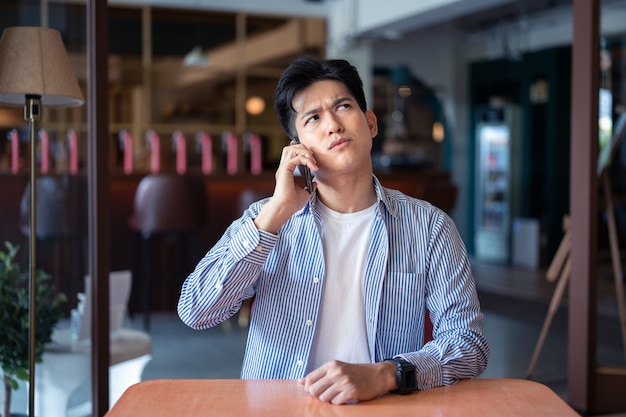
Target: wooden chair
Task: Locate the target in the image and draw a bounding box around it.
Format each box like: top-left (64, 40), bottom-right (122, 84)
top-left (20, 175), bottom-right (87, 306)
top-left (128, 174), bottom-right (207, 330)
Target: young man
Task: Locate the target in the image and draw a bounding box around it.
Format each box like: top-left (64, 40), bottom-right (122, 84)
top-left (178, 55), bottom-right (489, 405)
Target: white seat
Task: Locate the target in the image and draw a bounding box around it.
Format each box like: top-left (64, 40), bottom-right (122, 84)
top-left (35, 271), bottom-right (152, 417)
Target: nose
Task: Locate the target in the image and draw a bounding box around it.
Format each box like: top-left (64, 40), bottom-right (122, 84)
top-left (326, 113), bottom-right (344, 136)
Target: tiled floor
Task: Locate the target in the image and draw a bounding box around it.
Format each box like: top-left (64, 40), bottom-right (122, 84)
top-left (4, 258), bottom-right (626, 416)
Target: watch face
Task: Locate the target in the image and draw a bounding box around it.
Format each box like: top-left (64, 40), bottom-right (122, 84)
top-left (386, 358), bottom-right (417, 394)
top-left (403, 366), bottom-right (417, 391)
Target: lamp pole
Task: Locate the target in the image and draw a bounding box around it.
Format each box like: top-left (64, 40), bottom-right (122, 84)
top-left (25, 94), bottom-right (41, 417)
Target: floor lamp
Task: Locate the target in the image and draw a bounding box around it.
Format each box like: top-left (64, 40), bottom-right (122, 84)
top-left (0, 26), bottom-right (84, 416)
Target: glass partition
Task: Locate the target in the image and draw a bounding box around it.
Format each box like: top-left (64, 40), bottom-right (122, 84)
top-left (0, 2), bottom-right (325, 415)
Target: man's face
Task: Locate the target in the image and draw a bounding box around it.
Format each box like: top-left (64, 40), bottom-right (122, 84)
top-left (291, 80), bottom-right (378, 179)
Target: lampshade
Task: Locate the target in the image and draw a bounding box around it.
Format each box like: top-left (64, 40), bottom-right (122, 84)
top-left (0, 26), bottom-right (84, 107)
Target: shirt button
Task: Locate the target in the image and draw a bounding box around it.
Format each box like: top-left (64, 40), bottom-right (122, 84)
top-left (313, 277), bottom-right (320, 284)
top-left (296, 360), bottom-right (304, 367)
top-left (242, 240), bottom-right (250, 248)
top-left (215, 283), bottom-right (223, 290)
top-left (305, 319), bottom-right (313, 326)
top-left (254, 245), bottom-right (263, 252)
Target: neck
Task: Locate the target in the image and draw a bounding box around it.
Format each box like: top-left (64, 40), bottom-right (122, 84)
top-left (316, 171), bottom-right (376, 213)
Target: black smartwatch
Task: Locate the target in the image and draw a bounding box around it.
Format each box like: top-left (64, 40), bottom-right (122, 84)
top-left (384, 358), bottom-right (418, 395)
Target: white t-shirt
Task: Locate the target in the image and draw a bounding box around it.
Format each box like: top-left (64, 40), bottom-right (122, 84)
top-left (306, 200), bottom-right (376, 372)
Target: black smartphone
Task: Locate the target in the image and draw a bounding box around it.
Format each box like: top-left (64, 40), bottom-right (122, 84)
top-left (292, 137), bottom-right (313, 193)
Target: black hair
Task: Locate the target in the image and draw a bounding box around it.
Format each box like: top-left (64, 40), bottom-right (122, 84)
top-left (273, 55), bottom-right (367, 138)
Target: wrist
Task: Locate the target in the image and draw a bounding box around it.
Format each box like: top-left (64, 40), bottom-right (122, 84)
top-left (383, 358), bottom-right (418, 395)
top-left (253, 200), bottom-right (292, 234)
top-left (380, 360), bottom-right (399, 392)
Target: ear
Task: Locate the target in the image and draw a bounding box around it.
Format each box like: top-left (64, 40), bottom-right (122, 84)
top-left (365, 110), bottom-right (378, 138)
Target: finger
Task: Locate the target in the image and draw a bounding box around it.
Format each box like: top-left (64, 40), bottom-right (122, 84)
top-left (315, 380), bottom-right (356, 405)
top-left (302, 368), bottom-right (329, 393)
top-left (290, 147), bottom-right (309, 159)
top-left (290, 153), bottom-right (318, 173)
top-left (307, 378), bottom-right (335, 402)
top-left (280, 145), bottom-right (308, 164)
top-left (294, 151), bottom-right (318, 172)
top-left (302, 368), bottom-right (323, 389)
top-left (330, 391), bottom-right (352, 405)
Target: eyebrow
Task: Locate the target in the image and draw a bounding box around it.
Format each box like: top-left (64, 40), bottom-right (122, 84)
top-left (299, 96), bottom-right (352, 121)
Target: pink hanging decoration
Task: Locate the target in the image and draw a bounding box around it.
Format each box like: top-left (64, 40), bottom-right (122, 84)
top-left (147, 130), bottom-right (160, 174)
top-left (119, 130), bottom-right (133, 175)
top-left (249, 133), bottom-right (262, 175)
top-left (38, 128), bottom-right (49, 174)
top-left (226, 132), bottom-right (238, 176)
top-left (173, 130), bottom-right (187, 175)
top-left (196, 132), bottom-right (212, 175)
top-left (67, 129), bottom-right (78, 175)
top-left (8, 129), bottom-right (19, 174)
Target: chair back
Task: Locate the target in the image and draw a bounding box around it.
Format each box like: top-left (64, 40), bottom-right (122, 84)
top-left (128, 174), bottom-right (207, 235)
top-left (237, 189), bottom-right (271, 215)
top-left (424, 311), bottom-right (434, 344)
top-left (20, 175), bottom-right (87, 238)
top-left (78, 270), bottom-right (133, 340)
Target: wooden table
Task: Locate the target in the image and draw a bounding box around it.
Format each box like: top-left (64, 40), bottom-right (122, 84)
top-left (105, 378), bottom-right (580, 417)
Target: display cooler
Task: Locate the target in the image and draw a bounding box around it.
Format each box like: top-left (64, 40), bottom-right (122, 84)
top-left (474, 105), bottom-right (522, 263)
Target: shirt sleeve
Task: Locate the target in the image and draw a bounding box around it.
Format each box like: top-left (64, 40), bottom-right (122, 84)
top-left (401, 212), bottom-right (490, 390)
top-left (177, 215), bottom-right (278, 330)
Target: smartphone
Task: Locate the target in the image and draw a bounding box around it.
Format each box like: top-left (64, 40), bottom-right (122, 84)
top-left (292, 137), bottom-right (313, 193)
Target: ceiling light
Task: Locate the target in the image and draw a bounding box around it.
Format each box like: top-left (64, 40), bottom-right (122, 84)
top-left (432, 121), bottom-right (444, 142)
top-left (245, 96), bottom-right (265, 116)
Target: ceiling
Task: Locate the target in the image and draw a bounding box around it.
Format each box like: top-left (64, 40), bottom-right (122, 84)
top-left (451, 0), bottom-right (573, 34)
top-left (7, 0), bottom-right (626, 109)
top-left (106, 0), bottom-right (327, 18)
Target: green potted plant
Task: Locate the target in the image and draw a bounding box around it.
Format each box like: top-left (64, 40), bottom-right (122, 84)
top-left (0, 242), bottom-right (66, 417)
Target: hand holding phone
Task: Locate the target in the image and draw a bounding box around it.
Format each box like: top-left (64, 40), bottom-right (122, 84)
top-left (292, 137), bottom-right (313, 194)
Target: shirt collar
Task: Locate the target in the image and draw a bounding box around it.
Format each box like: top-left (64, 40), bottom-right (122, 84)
top-left (305, 175), bottom-right (398, 218)
top-left (372, 175), bottom-right (398, 218)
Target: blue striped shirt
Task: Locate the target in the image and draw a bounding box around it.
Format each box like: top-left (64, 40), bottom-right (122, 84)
top-left (178, 176), bottom-right (489, 390)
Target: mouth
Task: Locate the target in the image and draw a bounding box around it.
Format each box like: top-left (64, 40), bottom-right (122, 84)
top-left (329, 138), bottom-right (350, 150)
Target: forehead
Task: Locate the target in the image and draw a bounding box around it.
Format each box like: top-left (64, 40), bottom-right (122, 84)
top-left (292, 79), bottom-right (352, 112)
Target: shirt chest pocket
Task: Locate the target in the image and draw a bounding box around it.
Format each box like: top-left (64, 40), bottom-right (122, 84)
top-left (378, 271), bottom-right (425, 336)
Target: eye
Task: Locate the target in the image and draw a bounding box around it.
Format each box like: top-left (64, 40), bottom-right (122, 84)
top-left (337, 102), bottom-right (351, 111)
top-left (304, 114), bottom-right (319, 125)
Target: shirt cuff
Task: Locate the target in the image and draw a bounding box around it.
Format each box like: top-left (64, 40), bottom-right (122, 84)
top-left (398, 352), bottom-right (443, 390)
top-left (228, 217), bottom-right (278, 264)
